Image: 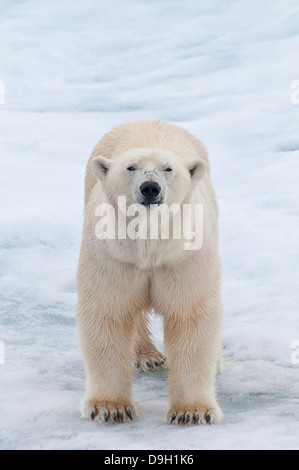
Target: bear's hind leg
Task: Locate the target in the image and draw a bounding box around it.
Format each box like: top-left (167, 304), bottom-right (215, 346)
top-left (133, 311), bottom-right (166, 373)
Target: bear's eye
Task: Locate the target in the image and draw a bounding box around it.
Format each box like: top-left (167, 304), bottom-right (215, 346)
top-left (164, 167), bottom-right (173, 172)
top-left (127, 166), bottom-right (136, 172)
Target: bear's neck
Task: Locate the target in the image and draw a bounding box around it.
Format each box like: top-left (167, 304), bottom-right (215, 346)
top-left (100, 194), bottom-right (200, 268)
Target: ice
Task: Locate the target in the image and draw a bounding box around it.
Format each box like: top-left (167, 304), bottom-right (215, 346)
top-left (0, 0), bottom-right (298, 450)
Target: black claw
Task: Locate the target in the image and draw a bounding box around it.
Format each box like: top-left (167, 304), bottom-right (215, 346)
top-left (194, 414), bottom-right (200, 424)
top-left (90, 411), bottom-right (96, 421)
top-left (154, 361), bottom-right (159, 367)
top-left (146, 361), bottom-right (152, 368)
top-left (185, 413), bottom-right (191, 424)
top-left (177, 414), bottom-right (183, 424)
top-left (103, 411), bottom-right (109, 423)
top-left (169, 412), bottom-right (176, 424)
top-left (118, 411), bottom-right (124, 423)
top-left (126, 408), bottom-right (133, 420)
top-left (205, 413), bottom-right (211, 424)
top-left (111, 410), bottom-right (117, 422)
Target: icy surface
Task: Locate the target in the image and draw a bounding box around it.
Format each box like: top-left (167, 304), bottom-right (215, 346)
top-left (0, 0), bottom-right (299, 450)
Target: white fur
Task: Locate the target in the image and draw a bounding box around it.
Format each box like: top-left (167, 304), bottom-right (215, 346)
top-left (77, 120), bottom-right (224, 425)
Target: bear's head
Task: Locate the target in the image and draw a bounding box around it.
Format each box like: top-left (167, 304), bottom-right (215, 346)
top-left (91, 148), bottom-right (206, 208)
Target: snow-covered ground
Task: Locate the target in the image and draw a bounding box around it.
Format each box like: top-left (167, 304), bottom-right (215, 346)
top-left (0, 0), bottom-right (299, 450)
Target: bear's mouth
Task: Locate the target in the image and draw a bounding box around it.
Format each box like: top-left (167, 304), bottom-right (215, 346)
top-left (141, 199), bottom-right (164, 209)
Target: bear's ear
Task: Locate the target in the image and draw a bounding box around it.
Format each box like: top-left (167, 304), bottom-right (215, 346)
top-left (91, 156), bottom-right (111, 181)
top-left (188, 159), bottom-right (206, 182)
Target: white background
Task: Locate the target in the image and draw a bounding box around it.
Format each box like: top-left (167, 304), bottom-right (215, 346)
top-left (0, 0), bottom-right (298, 450)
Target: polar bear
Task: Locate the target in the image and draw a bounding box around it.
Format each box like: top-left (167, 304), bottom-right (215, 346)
top-left (77, 120), bottom-right (224, 425)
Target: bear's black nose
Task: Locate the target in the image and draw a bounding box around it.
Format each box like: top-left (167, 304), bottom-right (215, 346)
top-left (140, 181), bottom-right (161, 203)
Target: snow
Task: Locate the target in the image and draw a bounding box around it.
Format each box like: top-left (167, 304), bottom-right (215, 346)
top-left (0, 0), bottom-right (299, 450)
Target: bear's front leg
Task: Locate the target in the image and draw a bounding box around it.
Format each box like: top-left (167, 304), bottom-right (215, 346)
top-left (163, 304), bottom-right (223, 426)
top-left (77, 297), bottom-right (137, 424)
